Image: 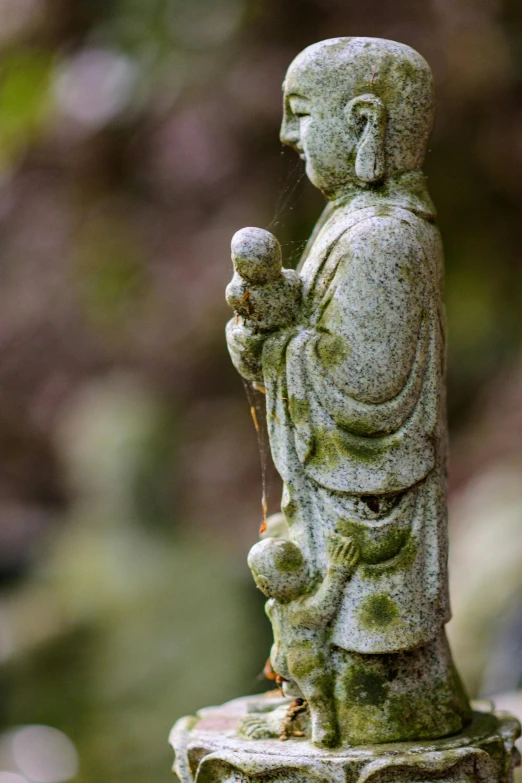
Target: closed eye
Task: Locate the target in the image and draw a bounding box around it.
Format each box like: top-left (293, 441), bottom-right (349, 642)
top-left (288, 94), bottom-right (311, 118)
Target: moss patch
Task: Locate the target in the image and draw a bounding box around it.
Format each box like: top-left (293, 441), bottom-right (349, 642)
top-left (288, 396), bottom-right (310, 426)
top-left (336, 518), bottom-right (410, 564)
top-left (359, 593), bottom-right (398, 630)
top-left (309, 425), bottom-right (393, 470)
top-left (316, 333), bottom-right (351, 369)
top-left (273, 541), bottom-right (304, 573)
top-left (343, 664), bottom-right (389, 707)
top-left (361, 534), bottom-right (418, 579)
top-left (287, 643), bottom-right (327, 682)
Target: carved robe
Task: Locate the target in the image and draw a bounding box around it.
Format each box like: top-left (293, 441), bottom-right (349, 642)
top-left (263, 172), bottom-right (450, 655)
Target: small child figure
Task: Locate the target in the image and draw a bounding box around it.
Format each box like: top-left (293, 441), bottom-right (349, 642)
top-left (226, 227), bottom-right (301, 331)
top-left (247, 534), bottom-right (359, 747)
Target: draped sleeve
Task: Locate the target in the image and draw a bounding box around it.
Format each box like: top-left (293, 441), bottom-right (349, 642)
top-left (262, 215), bottom-right (442, 495)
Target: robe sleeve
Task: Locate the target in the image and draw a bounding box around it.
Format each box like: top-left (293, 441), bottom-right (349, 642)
top-left (225, 316), bottom-right (268, 383)
top-left (262, 215), bottom-right (437, 494)
top-left (313, 216), bottom-right (425, 405)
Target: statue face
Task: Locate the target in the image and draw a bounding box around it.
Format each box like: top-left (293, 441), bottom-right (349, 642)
top-left (280, 38), bottom-right (436, 192)
top-left (280, 68), bottom-right (358, 195)
top-left (252, 566), bottom-right (306, 602)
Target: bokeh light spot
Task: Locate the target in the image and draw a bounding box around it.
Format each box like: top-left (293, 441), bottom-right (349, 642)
top-left (54, 48), bottom-right (137, 130)
top-left (11, 726), bottom-right (78, 783)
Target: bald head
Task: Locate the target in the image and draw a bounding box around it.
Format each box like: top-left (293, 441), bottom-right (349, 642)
top-left (281, 37), bottom-right (435, 192)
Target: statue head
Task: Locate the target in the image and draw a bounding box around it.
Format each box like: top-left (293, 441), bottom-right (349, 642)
top-left (248, 538), bottom-right (307, 603)
top-left (280, 37), bottom-right (435, 197)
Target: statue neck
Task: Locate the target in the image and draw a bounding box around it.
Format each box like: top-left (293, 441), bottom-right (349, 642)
top-left (328, 170), bottom-right (436, 220)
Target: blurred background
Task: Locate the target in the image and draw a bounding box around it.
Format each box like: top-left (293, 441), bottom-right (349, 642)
top-left (0, 0), bottom-right (520, 780)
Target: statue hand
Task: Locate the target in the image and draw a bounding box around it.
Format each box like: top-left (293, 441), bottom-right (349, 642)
top-left (328, 535), bottom-right (360, 574)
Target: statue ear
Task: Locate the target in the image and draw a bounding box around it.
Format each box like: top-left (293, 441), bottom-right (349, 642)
top-left (345, 93), bottom-right (387, 183)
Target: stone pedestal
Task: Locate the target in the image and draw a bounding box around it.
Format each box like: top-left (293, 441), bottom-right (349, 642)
top-left (170, 694), bottom-right (520, 783)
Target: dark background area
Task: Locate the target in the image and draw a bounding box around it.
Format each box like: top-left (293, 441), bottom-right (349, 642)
top-left (0, 0), bottom-right (521, 780)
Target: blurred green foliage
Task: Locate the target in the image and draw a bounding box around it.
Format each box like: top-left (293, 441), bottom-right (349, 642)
top-left (0, 50), bottom-right (53, 164)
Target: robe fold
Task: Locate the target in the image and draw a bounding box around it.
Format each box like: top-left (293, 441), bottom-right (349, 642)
top-left (259, 172), bottom-right (450, 653)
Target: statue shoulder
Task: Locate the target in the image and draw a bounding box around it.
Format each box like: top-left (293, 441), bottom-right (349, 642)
top-left (339, 207), bottom-right (425, 248)
top-left (329, 209), bottom-right (427, 282)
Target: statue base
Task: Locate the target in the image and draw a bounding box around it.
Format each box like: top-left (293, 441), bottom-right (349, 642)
top-left (169, 694), bottom-right (520, 783)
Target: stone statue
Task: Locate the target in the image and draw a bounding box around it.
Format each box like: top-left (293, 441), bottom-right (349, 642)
top-left (226, 34), bottom-right (466, 746)
top-left (170, 36), bottom-right (520, 783)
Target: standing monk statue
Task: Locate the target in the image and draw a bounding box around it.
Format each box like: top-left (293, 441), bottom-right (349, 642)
top-left (170, 38), bottom-right (521, 783)
top-left (226, 36), bottom-right (470, 745)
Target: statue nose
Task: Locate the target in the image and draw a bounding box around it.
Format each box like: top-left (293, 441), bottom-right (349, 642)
top-left (280, 116), bottom-right (300, 148)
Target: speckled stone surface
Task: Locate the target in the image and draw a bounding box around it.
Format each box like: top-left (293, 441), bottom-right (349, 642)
top-left (171, 34), bottom-right (521, 775)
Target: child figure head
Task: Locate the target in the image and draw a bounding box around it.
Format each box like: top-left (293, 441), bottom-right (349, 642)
top-left (248, 538), bottom-right (308, 602)
top-left (231, 227), bottom-right (282, 285)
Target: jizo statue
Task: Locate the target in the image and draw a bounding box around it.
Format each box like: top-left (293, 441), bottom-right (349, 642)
top-left (226, 35), bottom-right (467, 747)
top-left (170, 36), bottom-right (520, 783)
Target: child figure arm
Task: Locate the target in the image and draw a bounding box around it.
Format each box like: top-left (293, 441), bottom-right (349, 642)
top-left (296, 536), bottom-right (359, 627)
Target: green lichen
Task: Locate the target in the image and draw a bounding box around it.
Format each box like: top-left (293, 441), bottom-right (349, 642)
top-left (336, 518), bottom-right (410, 564)
top-left (308, 426), bottom-right (395, 470)
top-left (335, 665), bottom-right (471, 745)
top-left (316, 333), bottom-right (351, 369)
top-left (372, 205), bottom-right (395, 218)
top-left (343, 664), bottom-right (389, 707)
top-left (447, 659), bottom-right (474, 724)
top-left (273, 542), bottom-right (304, 573)
top-left (337, 418), bottom-right (385, 436)
top-left (288, 395), bottom-right (310, 426)
top-left (399, 262), bottom-right (415, 284)
top-left (288, 642), bottom-right (327, 679)
top-left (361, 533), bottom-right (418, 579)
top-left (282, 497), bottom-right (298, 525)
top-left (385, 691), bottom-right (463, 740)
top-left (359, 594), bottom-right (398, 630)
